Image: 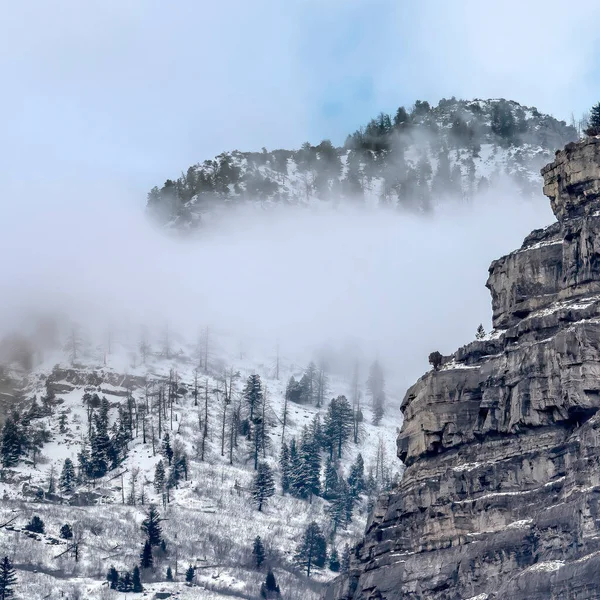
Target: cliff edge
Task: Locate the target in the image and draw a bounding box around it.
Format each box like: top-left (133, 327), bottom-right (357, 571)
top-left (326, 137), bottom-right (600, 599)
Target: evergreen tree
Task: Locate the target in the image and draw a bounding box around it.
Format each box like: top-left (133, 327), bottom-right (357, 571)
top-left (59, 523), bottom-right (73, 540)
top-left (323, 456), bottom-right (339, 500)
top-left (0, 415), bottom-right (22, 468)
top-left (329, 547), bottom-right (341, 572)
top-left (162, 433), bottom-right (173, 465)
top-left (323, 396), bottom-right (354, 459)
top-left (243, 374), bottom-right (263, 421)
top-left (261, 569), bottom-right (280, 597)
top-left (154, 460), bottom-right (165, 493)
top-left (107, 566), bottom-right (119, 589)
top-left (348, 453), bottom-right (365, 499)
top-left (279, 442), bottom-right (290, 494)
top-left (185, 565), bottom-right (195, 584)
top-left (59, 458), bottom-right (76, 494)
top-left (252, 536), bottom-right (265, 569)
top-left (328, 479), bottom-right (350, 533)
top-left (141, 505), bottom-right (162, 546)
top-left (476, 324), bottom-right (486, 339)
top-left (295, 522), bottom-right (327, 577)
top-left (585, 102), bottom-right (600, 136)
top-left (132, 565), bottom-right (143, 592)
top-left (252, 462), bottom-right (275, 511)
top-left (0, 557), bottom-right (16, 600)
top-left (166, 566), bottom-right (173, 581)
top-left (25, 515), bottom-right (44, 534)
top-left (140, 540), bottom-right (154, 569)
top-left (301, 427), bottom-right (321, 499)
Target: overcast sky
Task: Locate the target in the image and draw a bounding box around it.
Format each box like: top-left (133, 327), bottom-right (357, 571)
top-left (1, 0), bottom-right (599, 197)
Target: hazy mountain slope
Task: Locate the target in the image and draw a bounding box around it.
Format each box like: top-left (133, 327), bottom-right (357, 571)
top-left (0, 326), bottom-right (400, 599)
top-left (146, 98), bottom-right (577, 229)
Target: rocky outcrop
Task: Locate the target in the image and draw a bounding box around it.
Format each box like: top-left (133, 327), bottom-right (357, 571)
top-left (326, 137), bottom-right (600, 599)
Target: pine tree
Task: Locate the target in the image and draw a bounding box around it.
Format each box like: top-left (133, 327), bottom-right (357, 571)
top-left (243, 374), bottom-right (263, 422)
top-left (140, 540), bottom-right (154, 569)
top-left (329, 547), bottom-right (341, 572)
top-left (323, 396), bottom-right (354, 459)
top-left (162, 433), bottom-right (173, 465)
top-left (348, 453), bottom-right (365, 498)
top-left (154, 460), bottom-right (165, 493)
top-left (166, 566), bottom-right (173, 581)
top-left (25, 515), bottom-right (44, 534)
top-left (59, 523), bottom-right (73, 540)
top-left (132, 565), bottom-right (143, 592)
top-left (59, 458), bottom-right (76, 494)
top-left (264, 569), bottom-right (280, 596)
top-left (328, 479), bottom-right (349, 533)
top-left (475, 324), bottom-right (486, 339)
top-left (252, 462), bottom-right (275, 511)
top-left (107, 565), bottom-right (119, 589)
top-left (141, 505), bottom-right (162, 546)
top-left (323, 456), bottom-right (339, 500)
top-left (279, 442), bottom-right (290, 494)
top-left (185, 565), bottom-right (195, 584)
top-left (586, 102), bottom-right (600, 136)
top-left (0, 415), bottom-right (22, 468)
top-left (0, 557), bottom-right (16, 600)
top-left (252, 536), bottom-right (265, 569)
top-left (295, 522), bottom-right (327, 577)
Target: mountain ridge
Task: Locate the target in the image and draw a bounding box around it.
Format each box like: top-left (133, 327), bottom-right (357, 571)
top-left (146, 98), bottom-right (577, 229)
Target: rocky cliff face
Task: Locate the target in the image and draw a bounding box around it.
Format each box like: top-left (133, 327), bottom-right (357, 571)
top-left (326, 137), bottom-right (600, 600)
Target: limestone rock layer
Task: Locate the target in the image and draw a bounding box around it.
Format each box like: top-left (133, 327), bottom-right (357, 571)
top-left (326, 138), bottom-right (600, 600)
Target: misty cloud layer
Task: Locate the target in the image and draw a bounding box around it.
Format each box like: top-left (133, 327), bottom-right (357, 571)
top-left (0, 184), bottom-right (554, 392)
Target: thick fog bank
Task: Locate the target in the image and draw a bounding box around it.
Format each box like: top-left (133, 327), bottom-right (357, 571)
top-left (0, 184), bottom-right (553, 391)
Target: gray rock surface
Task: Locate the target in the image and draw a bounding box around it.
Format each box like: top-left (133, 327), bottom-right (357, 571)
top-left (325, 137), bottom-right (600, 599)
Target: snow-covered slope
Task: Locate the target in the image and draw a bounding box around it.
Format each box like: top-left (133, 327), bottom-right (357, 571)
top-left (146, 98), bottom-right (577, 229)
top-left (0, 326), bottom-right (400, 599)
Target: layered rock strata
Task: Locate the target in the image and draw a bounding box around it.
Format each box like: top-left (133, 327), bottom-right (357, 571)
top-left (326, 137), bottom-right (600, 599)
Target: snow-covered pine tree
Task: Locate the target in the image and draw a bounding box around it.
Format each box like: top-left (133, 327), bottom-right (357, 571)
top-left (0, 414), bottom-right (23, 468)
top-left (141, 505), bottom-right (162, 546)
top-left (59, 524), bottom-right (73, 540)
top-left (585, 101), bottom-right (600, 136)
top-left (252, 536), bottom-right (265, 569)
top-left (154, 460), bottom-right (165, 493)
top-left (323, 396), bottom-right (354, 459)
top-left (0, 556), bottom-right (16, 599)
top-left (243, 374), bottom-right (263, 422)
top-left (107, 566), bottom-right (119, 589)
top-left (252, 462), bottom-right (275, 511)
top-left (323, 455), bottom-right (339, 500)
top-left (279, 442), bottom-right (290, 494)
top-left (140, 540), bottom-right (153, 569)
top-left (185, 565), bottom-right (195, 584)
top-left (295, 522), bottom-right (327, 578)
top-left (162, 433), bottom-right (173, 465)
top-left (132, 565), bottom-right (143, 592)
top-left (59, 458), bottom-right (76, 494)
top-left (166, 566), bottom-right (173, 581)
top-left (348, 453), bottom-right (365, 498)
top-left (475, 323), bottom-right (486, 339)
